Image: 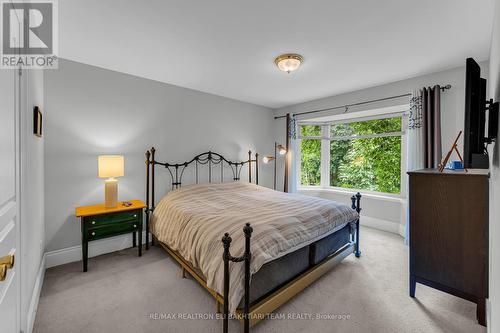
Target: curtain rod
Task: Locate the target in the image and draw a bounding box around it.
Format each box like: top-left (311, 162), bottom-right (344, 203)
top-left (274, 84), bottom-right (452, 120)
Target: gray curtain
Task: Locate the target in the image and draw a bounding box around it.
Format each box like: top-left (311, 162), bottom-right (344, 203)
top-left (405, 86), bottom-right (442, 245)
top-left (422, 86), bottom-right (442, 168)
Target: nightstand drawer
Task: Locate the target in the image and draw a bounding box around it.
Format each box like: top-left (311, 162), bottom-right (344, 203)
top-left (83, 209), bottom-right (141, 227)
top-left (87, 220), bottom-right (140, 241)
top-left (76, 200), bottom-right (146, 271)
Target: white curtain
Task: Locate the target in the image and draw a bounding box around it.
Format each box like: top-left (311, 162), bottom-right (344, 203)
top-left (405, 90), bottom-right (425, 244)
top-left (407, 90), bottom-right (425, 171)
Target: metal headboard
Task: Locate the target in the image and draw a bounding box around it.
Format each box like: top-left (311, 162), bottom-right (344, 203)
top-left (144, 147), bottom-right (259, 249)
top-left (146, 148), bottom-right (259, 191)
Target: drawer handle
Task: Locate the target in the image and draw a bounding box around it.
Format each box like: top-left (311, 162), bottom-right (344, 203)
top-left (91, 232), bottom-right (95, 236)
top-left (91, 221), bottom-right (96, 225)
top-left (134, 224), bottom-right (137, 228)
top-left (133, 214), bottom-right (137, 218)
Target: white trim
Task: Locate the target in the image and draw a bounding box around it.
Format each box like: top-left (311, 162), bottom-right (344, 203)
top-left (45, 233), bottom-right (147, 268)
top-left (299, 187), bottom-right (405, 203)
top-left (400, 114), bottom-right (408, 199)
top-left (400, 198), bottom-right (408, 241)
top-left (487, 298), bottom-right (491, 331)
top-left (15, 58), bottom-right (23, 333)
top-left (293, 137), bottom-right (301, 192)
top-left (300, 131), bottom-right (405, 141)
top-left (297, 109), bottom-right (407, 194)
top-left (361, 216), bottom-right (404, 237)
top-left (298, 189), bottom-right (405, 236)
top-left (26, 255), bottom-right (45, 333)
top-left (320, 125), bottom-right (330, 187)
top-left (299, 104), bottom-right (409, 123)
top-left (398, 223), bottom-right (406, 238)
top-left (297, 188), bottom-right (406, 237)
top-left (329, 131), bottom-right (405, 141)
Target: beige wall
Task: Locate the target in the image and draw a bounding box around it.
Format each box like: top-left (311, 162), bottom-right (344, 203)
top-left (44, 59), bottom-right (275, 253)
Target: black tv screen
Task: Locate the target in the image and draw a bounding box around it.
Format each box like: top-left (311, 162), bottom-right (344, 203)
top-left (463, 58), bottom-right (488, 168)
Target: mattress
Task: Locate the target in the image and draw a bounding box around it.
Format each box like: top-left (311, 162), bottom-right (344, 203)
top-left (151, 182), bottom-right (358, 311)
top-left (238, 222), bottom-right (352, 307)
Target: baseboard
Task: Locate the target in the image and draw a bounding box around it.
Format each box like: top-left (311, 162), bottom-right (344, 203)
top-left (45, 233), bottom-right (147, 269)
top-left (398, 223), bottom-right (406, 238)
top-left (299, 189), bottom-right (405, 237)
top-left (361, 215), bottom-right (404, 237)
top-left (487, 297), bottom-right (491, 331)
top-left (26, 254), bottom-right (46, 333)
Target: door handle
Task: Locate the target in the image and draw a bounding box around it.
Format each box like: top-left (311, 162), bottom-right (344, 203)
top-left (0, 264), bottom-right (6, 281)
top-left (0, 254), bottom-right (14, 269)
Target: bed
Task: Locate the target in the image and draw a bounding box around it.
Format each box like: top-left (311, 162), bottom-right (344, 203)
top-left (144, 148), bottom-right (362, 332)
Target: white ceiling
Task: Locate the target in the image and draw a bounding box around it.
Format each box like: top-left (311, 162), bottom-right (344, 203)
top-left (60, 0), bottom-right (495, 109)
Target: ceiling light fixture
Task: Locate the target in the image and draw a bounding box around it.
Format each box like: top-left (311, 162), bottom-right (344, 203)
top-left (274, 54), bottom-right (303, 73)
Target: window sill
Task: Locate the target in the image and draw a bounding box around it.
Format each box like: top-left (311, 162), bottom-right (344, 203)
top-left (298, 187), bottom-right (406, 203)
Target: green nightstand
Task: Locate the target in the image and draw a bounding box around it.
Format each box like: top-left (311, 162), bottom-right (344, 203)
top-left (75, 200), bottom-right (146, 272)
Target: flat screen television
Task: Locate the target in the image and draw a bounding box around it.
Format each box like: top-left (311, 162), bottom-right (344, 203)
top-left (463, 58), bottom-right (498, 169)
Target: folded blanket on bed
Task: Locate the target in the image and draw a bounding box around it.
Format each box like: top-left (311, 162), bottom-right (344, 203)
top-left (151, 182), bottom-right (358, 312)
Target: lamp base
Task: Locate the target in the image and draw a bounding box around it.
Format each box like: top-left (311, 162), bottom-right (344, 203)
top-left (104, 178), bottom-right (118, 208)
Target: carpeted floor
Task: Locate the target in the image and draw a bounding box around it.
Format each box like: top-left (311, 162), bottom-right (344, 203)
top-left (33, 227), bottom-right (486, 333)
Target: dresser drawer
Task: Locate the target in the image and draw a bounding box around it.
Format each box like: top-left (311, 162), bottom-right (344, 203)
top-left (87, 220), bottom-right (141, 241)
top-left (76, 200), bottom-right (146, 272)
top-left (83, 209), bottom-right (142, 228)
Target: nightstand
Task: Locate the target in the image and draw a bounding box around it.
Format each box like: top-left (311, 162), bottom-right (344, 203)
top-left (75, 200), bottom-right (146, 272)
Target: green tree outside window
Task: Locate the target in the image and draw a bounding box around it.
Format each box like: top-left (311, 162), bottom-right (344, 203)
top-left (300, 117), bottom-right (402, 194)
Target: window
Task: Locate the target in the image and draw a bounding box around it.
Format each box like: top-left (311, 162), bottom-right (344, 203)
top-left (300, 125), bottom-right (321, 186)
top-left (299, 115), bottom-right (404, 195)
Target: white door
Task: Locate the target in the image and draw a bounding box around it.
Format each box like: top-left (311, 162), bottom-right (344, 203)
top-left (0, 3), bottom-right (21, 331)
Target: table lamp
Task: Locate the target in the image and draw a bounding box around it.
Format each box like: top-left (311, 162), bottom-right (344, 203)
top-left (98, 155), bottom-right (124, 208)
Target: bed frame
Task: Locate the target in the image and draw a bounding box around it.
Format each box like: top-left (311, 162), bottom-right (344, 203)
top-left (144, 147), bottom-right (362, 333)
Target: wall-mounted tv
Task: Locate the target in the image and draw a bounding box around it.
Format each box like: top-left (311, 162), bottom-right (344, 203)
top-left (463, 58), bottom-right (499, 169)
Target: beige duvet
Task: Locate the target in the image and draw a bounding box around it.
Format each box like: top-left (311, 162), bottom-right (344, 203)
top-left (151, 182), bottom-right (358, 311)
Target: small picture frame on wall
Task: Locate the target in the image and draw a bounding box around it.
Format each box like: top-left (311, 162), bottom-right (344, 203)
top-left (34, 106), bottom-right (42, 137)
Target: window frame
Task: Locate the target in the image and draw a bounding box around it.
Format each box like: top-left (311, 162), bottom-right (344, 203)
top-left (296, 108), bottom-right (408, 198)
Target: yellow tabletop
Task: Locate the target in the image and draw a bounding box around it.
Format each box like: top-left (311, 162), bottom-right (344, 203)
top-left (75, 200), bottom-right (146, 217)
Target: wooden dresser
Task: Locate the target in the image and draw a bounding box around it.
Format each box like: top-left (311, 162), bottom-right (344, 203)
top-left (408, 169), bottom-right (489, 326)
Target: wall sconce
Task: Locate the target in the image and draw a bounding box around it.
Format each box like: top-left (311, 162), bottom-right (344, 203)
top-left (277, 144), bottom-right (287, 155)
top-left (263, 142), bottom-right (287, 190)
top-left (263, 156), bottom-right (275, 164)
